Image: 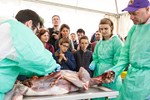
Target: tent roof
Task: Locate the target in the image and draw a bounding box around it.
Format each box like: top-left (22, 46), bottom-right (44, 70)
top-left (0, 0), bottom-right (132, 38)
top-left (24, 0), bottom-right (129, 15)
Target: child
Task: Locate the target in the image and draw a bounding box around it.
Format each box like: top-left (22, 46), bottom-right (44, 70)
top-left (54, 37), bottom-right (76, 71)
top-left (74, 36), bottom-right (93, 76)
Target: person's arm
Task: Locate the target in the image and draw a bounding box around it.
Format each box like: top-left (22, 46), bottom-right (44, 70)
top-left (90, 51), bottom-right (93, 63)
top-left (54, 40), bottom-right (59, 51)
top-left (8, 19), bottom-right (60, 76)
top-left (58, 53), bottom-right (64, 63)
top-left (0, 21), bottom-right (16, 60)
top-left (113, 36), bottom-right (123, 65)
top-left (89, 41), bottom-right (100, 70)
top-left (64, 52), bottom-right (77, 71)
top-left (110, 25), bottom-right (136, 77)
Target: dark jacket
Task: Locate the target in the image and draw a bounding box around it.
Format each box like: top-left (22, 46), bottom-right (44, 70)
top-left (74, 49), bottom-right (93, 76)
top-left (73, 40), bottom-right (78, 50)
top-left (48, 28), bottom-right (59, 46)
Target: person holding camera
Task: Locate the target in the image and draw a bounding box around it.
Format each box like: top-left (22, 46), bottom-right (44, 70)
top-left (48, 15), bottom-right (60, 47)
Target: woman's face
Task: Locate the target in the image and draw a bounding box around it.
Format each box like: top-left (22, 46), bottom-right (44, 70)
top-left (40, 32), bottom-right (49, 43)
top-left (60, 27), bottom-right (70, 38)
top-left (99, 24), bottom-right (112, 38)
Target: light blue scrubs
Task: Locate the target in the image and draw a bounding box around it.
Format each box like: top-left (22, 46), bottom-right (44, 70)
top-left (0, 19), bottom-right (60, 100)
top-left (90, 35), bottom-right (123, 100)
top-left (111, 24), bottom-right (150, 100)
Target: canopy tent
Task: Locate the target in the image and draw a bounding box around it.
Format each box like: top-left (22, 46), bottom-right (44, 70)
top-left (23, 0), bottom-right (129, 15)
top-left (0, 0), bottom-right (133, 39)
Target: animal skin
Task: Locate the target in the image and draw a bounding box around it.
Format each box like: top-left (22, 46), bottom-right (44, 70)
top-left (11, 67), bottom-right (114, 100)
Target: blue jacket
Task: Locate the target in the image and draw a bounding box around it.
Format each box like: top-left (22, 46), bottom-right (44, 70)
top-left (54, 49), bottom-right (77, 71)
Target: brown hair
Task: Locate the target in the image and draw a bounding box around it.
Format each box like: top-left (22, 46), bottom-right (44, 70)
top-left (99, 18), bottom-right (114, 33)
top-left (59, 37), bottom-right (70, 45)
top-left (59, 24), bottom-right (70, 38)
top-left (70, 33), bottom-right (76, 35)
top-left (52, 15), bottom-right (60, 20)
top-left (79, 35), bottom-right (89, 43)
top-left (37, 28), bottom-right (49, 39)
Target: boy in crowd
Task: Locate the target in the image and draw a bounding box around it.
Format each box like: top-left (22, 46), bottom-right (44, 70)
top-left (54, 37), bottom-right (76, 71)
top-left (74, 36), bottom-right (93, 76)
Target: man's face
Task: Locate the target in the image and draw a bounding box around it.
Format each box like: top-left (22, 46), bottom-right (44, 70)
top-left (70, 33), bottom-right (76, 41)
top-left (79, 39), bottom-right (89, 51)
top-left (52, 16), bottom-right (60, 27)
top-left (95, 31), bottom-right (101, 41)
top-left (32, 23), bottom-right (40, 34)
top-left (129, 7), bottom-right (149, 24)
top-left (77, 32), bottom-right (84, 40)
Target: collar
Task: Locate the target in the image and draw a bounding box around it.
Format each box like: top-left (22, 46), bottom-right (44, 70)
top-left (145, 17), bottom-right (150, 24)
top-left (109, 34), bottom-right (116, 40)
top-left (0, 17), bottom-right (15, 24)
top-left (103, 34), bottom-right (116, 40)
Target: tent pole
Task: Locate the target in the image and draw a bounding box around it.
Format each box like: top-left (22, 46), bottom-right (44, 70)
top-left (115, 0), bottom-right (120, 34)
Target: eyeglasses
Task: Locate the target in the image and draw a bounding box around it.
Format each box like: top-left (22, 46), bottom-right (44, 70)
top-left (96, 34), bottom-right (101, 36)
top-left (62, 44), bottom-right (69, 48)
top-left (32, 23), bottom-right (40, 33)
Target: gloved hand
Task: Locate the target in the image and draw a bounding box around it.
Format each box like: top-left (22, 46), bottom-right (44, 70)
top-left (22, 78), bottom-right (33, 88)
top-left (101, 71), bottom-right (115, 84)
top-left (55, 65), bottom-right (61, 72)
top-left (89, 71), bottom-right (115, 86)
top-left (89, 64), bottom-right (95, 71)
top-left (21, 76), bottom-right (39, 87)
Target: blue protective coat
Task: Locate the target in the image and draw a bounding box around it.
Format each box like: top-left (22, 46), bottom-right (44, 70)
top-left (0, 19), bottom-right (60, 100)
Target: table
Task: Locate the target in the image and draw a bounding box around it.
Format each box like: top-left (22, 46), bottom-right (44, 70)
top-left (23, 86), bottom-right (119, 100)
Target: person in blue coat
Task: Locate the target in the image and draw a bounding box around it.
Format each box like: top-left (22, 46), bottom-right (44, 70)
top-left (54, 37), bottom-right (76, 71)
top-left (89, 18), bottom-right (123, 100)
top-left (105, 0), bottom-right (150, 99)
top-left (0, 9), bottom-right (60, 100)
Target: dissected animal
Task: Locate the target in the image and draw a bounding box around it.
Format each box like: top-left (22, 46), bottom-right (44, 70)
top-left (9, 67), bottom-right (115, 100)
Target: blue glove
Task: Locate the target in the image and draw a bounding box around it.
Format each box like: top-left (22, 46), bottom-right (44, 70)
top-left (54, 65), bottom-right (61, 72)
top-left (146, 95), bottom-right (150, 100)
top-left (89, 64), bottom-right (95, 71)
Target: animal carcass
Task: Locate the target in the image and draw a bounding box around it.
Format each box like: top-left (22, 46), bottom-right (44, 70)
top-left (10, 67), bottom-right (114, 100)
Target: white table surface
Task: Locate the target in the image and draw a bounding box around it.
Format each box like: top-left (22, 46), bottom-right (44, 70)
top-left (23, 86), bottom-right (119, 100)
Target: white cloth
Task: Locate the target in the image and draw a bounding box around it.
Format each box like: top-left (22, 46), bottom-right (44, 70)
top-left (0, 23), bottom-right (16, 60)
